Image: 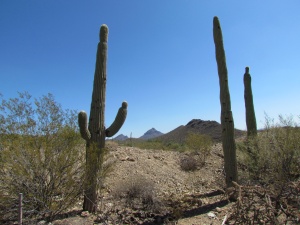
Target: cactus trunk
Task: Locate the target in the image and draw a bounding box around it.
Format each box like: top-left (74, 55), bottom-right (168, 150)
top-left (244, 67), bottom-right (257, 137)
top-left (213, 16), bottom-right (238, 187)
top-left (78, 24), bottom-right (128, 212)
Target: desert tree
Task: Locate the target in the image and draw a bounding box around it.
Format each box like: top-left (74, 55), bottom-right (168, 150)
top-left (0, 92), bottom-right (84, 222)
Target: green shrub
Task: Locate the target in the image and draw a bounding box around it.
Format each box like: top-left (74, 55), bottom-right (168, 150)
top-left (124, 139), bottom-right (187, 151)
top-left (0, 92), bottom-right (85, 222)
top-left (184, 132), bottom-right (213, 166)
top-left (238, 115), bottom-right (300, 188)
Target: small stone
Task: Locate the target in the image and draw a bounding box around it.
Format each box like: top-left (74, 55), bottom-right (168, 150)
top-left (81, 211), bottom-right (90, 217)
top-left (53, 220), bottom-right (72, 225)
top-left (207, 212), bottom-right (216, 218)
top-left (106, 202), bottom-right (113, 208)
top-left (127, 157), bottom-right (135, 161)
top-left (202, 199), bottom-right (208, 204)
top-left (215, 207), bottom-right (222, 213)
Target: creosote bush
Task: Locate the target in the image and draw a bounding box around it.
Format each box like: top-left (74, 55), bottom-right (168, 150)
top-left (112, 175), bottom-right (160, 211)
top-left (184, 132), bottom-right (213, 166)
top-left (0, 92), bottom-right (85, 222)
top-left (237, 115), bottom-right (300, 189)
top-left (123, 139), bottom-right (188, 152)
top-left (179, 155), bottom-right (198, 172)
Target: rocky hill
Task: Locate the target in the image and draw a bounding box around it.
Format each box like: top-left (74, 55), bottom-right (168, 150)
top-left (157, 119), bottom-right (245, 143)
top-left (45, 142), bottom-right (232, 225)
top-left (139, 128), bottom-right (164, 140)
top-left (113, 134), bottom-right (129, 141)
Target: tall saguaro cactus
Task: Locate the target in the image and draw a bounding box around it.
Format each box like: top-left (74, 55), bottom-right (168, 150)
top-left (213, 16), bottom-right (238, 187)
top-left (78, 24), bottom-right (128, 212)
top-left (244, 67), bottom-right (257, 137)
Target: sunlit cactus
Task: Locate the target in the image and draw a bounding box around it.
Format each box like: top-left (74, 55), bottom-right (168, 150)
top-left (213, 16), bottom-right (238, 188)
top-left (78, 24), bottom-right (127, 212)
top-left (244, 67), bottom-right (257, 137)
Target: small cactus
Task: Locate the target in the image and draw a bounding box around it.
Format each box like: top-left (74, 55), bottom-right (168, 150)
top-left (78, 24), bottom-right (127, 212)
top-left (213, 16), bottom-right (238, 187)
top-left (244, 67), bottom-right (257, 137)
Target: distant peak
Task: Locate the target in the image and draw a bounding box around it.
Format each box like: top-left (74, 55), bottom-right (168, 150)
top-left (113, 134), bottom-right (129, 141)
top-left (144, 128), bottom-right (159, 135)
top-left (139, 128), bottom-right (164, 140)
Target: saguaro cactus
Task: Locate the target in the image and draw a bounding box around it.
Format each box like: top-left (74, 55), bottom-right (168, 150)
top-left (78, 24), bottom-right (128, 212)
top-left (244, 67), bottom-right (257, 137)
top-left (213, 16), bottom-right (238, 187)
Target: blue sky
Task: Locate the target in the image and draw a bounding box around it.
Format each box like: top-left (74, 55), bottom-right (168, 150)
top-left (1, 1), bottom-right (300, 138)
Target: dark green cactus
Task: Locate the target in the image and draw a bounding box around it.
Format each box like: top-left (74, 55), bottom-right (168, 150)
top-left (244, 67), bottom-right (257, 137)
top-left (78, 24), bottom-right (127, 212)
top-left (213, 16), bottom-right (238, 187)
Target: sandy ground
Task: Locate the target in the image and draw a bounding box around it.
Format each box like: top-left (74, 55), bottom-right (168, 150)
top-left (42, 142), bottom-right (236, 225)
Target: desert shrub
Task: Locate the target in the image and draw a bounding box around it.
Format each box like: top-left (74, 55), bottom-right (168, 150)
top-left (179, 154), bottom-right (198, 171)
top-left (124, 139), bottom-right (187, 151)
top-left (105, 140), bottom-right (119, 149)
top-left (137, 139), bottom-right (166, 150)
top-left (227, 180), bottom-right (300, 224)
top-left (238, 115), bottom-right (300, 188)
top-left (112, 175), bottom-right (160, 211)
top-left (0, 92), bottom-right (85, 222)
top-left (184, 132), bottom-right (213, 166)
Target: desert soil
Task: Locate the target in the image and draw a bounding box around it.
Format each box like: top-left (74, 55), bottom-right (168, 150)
top-left (45, 142), bottom-right (236, 225)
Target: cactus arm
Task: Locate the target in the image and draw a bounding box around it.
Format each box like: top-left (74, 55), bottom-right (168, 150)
top-left (78, 111), bottom-right (91, 141)
top-left (105, 101), bottom-right (128, 137)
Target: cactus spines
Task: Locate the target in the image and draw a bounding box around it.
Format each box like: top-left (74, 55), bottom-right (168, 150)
top-left (213, 16), bottom-right (238, 187)
top-left (78, 24), bottom-right (128, 212)
top-left (244, 67), bottom-right (257, 137)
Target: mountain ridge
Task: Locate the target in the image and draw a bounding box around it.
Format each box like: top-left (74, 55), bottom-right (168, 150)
top-left (156, 119), bottom-right (245, 143)
top-left (114, 119), bottom-right (245, 142)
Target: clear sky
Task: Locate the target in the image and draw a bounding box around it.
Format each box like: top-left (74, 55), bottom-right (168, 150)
top-left (1, 1), bottom-right (300, 138)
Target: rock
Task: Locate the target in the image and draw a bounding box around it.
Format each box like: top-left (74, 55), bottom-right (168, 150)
top-left (80, 211), bottom-right (90, 217)
top-left (127, 157), bottom-right (135, 161)
top-left (215, 207), bottom-right (222, 213)
top-left (53, 220), bottom-right (72, 225)
top-left (207, 212), bottom-right (216, 218)
top-left (106, 202), bottom-right (113, 208)
top-left (120, 156), bottom-right (135, 161)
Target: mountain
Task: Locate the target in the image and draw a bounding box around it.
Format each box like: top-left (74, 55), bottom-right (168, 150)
top-left (139, 128), bottom-right (164, 140)
top-left (113, 134), bottom-right (129, 141)
top-left (157, 119), bottom-right (245, 143)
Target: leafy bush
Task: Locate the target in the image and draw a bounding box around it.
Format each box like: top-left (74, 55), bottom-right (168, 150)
top-left (0, 92), bottom-right (85, 222)
top-left (184, 132), bottom-right (213, 166)
top-left (238, 115), bottom-right (300, 188)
